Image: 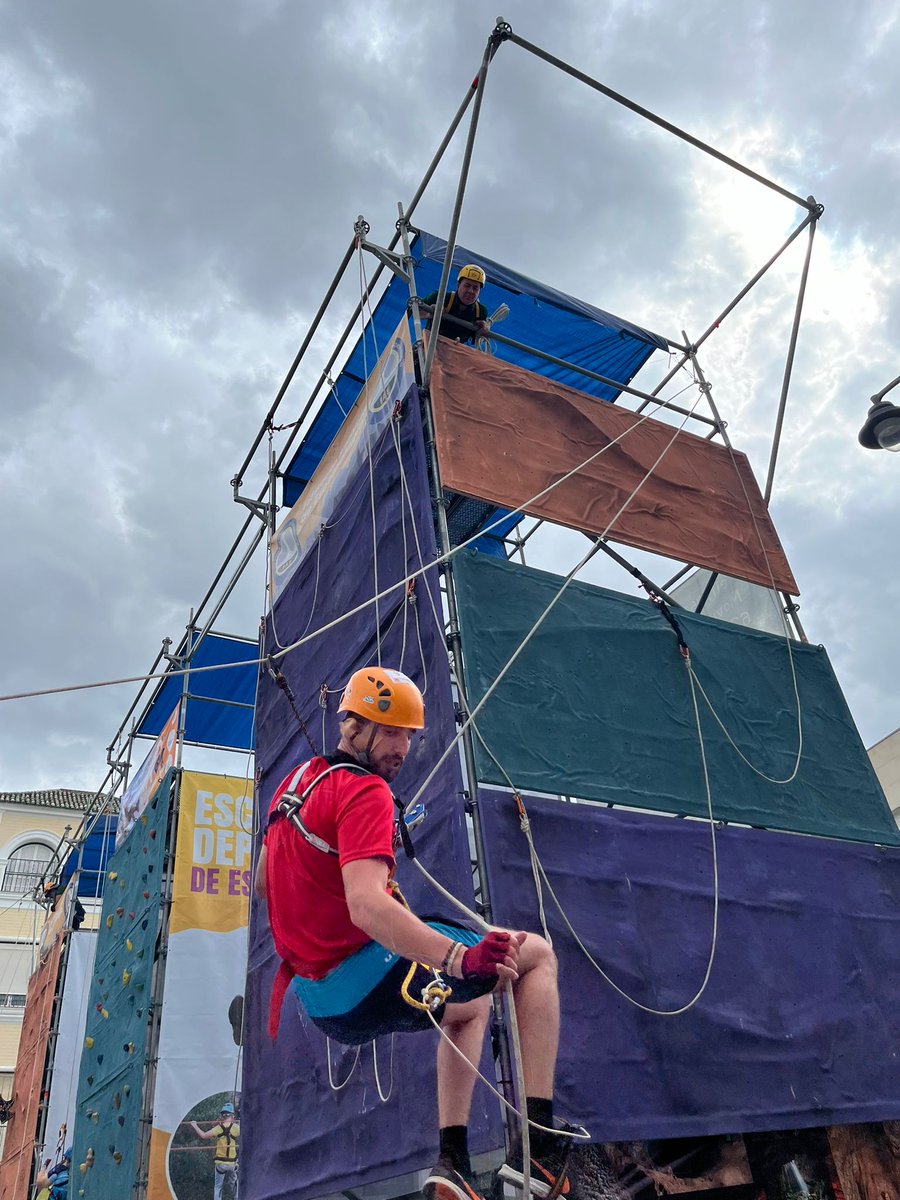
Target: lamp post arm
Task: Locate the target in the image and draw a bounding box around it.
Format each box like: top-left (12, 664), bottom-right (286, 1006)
top-left (872, 373), bottom-right (900, 403)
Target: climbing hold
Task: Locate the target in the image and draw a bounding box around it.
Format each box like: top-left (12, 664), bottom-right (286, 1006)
top-left (113, 1151), bottom-right (122, 1164)
top-left (142, 891), bottom-right (150, 900)
top-left (90, 1112), bottom-right (99, 1124)
top-left (86, 1075), bottom-right (93, 1085)
top-left (84, 1037), bottom-right (94, 1049)
top-left (97, 1054), bottom-right (103, 1064)
top-left (122, 969), bottom-right (131, 986)
top-left (124, 1041), bottom-right (135, 1054)
top-left (123, 1085), bottom-right (130, 1097)
top-left (117, 1115), bottom-right (125, 1127)
top-left (108, 871), bottom-right (118, 881)
top-left (113, 1092), bottom-right (121, 1110)
top-left (101, 1008), bottom-right (109, 1020)
top-left (106, 916), bottom-right (113, 929)
top-left (125, 939), bottom-right (133, 952)
top-left (116, 907), bottom-right (124, 918)
top-left (149, 829), bottom-right (157, 840)
top-left (95, 1002), bottom-right (103, 1013)
top-left (128, 911), bottom-right (135, 920)
top-left (141, 919), bottom-right (148, 930)
top-left (141, 814), bottom-right (148, 825)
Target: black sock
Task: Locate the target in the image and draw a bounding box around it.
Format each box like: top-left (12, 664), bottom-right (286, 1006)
top-left (526, 1097), bottom-right (555, 1157)
top-left (439, 1125), bottom-right (471, 1176)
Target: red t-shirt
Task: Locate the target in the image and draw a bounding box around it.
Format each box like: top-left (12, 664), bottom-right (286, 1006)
top-left (264, 756), bottom-right (396, 981)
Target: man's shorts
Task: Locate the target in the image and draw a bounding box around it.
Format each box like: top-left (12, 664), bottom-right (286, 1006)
top-left (290, 917), bottom-right (495, 1045)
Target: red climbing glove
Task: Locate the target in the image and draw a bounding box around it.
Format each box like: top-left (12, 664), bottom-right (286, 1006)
top-left (461, 930), bottom-right (515, 980)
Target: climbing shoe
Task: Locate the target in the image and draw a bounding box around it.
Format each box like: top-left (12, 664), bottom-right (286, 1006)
top-left (422, 1157), bottom-right (484, 1200)
top-left (497, 1120), bottom-right (589, 1198)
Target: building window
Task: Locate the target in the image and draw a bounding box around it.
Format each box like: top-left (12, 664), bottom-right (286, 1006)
top-left (2, 842), bottom-right (53, 894)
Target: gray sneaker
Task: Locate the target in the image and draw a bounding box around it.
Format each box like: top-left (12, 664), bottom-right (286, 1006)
top-left (423, 1157), bottom-right (485, 1200)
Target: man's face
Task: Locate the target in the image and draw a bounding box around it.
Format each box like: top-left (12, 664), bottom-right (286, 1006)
top-left (457, 277), bottom-right (481, 305)
top-left (354, 721), bottom-right (415, 782)
top-left (221, 1112), bottom-right (233, 1124)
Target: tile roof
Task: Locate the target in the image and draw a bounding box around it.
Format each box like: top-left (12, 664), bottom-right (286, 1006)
top-left (0, 789), bottom-right (116, 813)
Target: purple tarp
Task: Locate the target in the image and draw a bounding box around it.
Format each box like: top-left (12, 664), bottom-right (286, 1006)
top-left (242, 389), bottom-right (502, 1200)
top-left (480, 787), bottom-right (900, 1141)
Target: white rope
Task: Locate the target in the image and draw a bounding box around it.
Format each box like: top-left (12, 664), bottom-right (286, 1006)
top-left (372, 1035), bottom-right (395, 1103)
top-left (325, 1038), bottom-right (361, 1091)
top-left (424, 1003), bottom-right (589, 1145)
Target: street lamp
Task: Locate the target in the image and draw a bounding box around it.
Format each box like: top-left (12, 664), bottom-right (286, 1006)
top-left (859, 373), bottom-right (900, 451)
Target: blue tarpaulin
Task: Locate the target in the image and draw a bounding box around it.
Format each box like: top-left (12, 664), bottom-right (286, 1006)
top-left (282, 231), bottom-right (667, 506)
top-left (58, 813), bottom-right (118, 900)
top-left (137, 631), bottom-right (258, 752)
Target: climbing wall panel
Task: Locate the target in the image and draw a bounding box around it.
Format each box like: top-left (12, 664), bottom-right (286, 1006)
top-left (479, 789), bottom-right (900, 1140)
top-left (70, 772), bottom-right (172, 1198)
top-left (455, 550), bottom-right (898, 845)
top-left (0, 925), bottom-right (63, 1199)
top-left (243, 389), bottom-right (501, 1200)
top-left (430, 336), bottom-right (798, 594)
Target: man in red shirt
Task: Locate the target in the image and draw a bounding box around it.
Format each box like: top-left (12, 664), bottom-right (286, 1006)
top-left (256, 667), bottom-right (583, 1200)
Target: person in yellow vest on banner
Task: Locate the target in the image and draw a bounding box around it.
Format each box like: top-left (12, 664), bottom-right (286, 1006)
top-left (190, 1103), bottom-right (240, 1200)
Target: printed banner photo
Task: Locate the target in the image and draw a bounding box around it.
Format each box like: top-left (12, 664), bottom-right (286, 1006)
top-left (116, 701), bottom-right (180, 847)
top-left (269, 315), bottom-right (415, 602)
top-left (147, 771), bottom-right (253, 1200)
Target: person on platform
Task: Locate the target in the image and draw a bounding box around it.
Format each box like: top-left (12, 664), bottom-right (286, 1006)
top-left (190, 1103), bottom-right (240, 1200)
top-left (33, 1146), bottom-right (71, 1200)
top-left (421, 264), bottom-right (490, 345)
top-left (256, 667), bottom-right (585, 1200)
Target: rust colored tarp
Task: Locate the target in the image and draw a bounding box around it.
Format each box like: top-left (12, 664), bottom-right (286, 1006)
top-left (0, 932), bottom-right (63, 1200)
top-left (430, 338), bottom-right (799, 594)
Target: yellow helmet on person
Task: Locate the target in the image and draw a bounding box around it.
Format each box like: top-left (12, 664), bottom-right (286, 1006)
top-left (338, 668), bottom-right (425, 729)
top-left (457, 264), bottom-right (486, 288)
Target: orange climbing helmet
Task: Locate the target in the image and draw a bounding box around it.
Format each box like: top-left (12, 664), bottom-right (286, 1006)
top-left (338, 668), bottom-right (425, 729)
top-left (457, 263), bottom-right (486, 287)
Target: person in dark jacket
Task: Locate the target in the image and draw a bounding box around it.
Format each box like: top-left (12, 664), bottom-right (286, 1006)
top-left (421, 264), bottom-right (490, 345)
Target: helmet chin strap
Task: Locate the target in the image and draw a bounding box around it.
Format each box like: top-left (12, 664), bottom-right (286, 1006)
top-left (349, 720), bottom-right (381, 772)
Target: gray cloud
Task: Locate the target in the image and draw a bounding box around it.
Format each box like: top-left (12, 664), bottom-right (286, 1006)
top-left (2, 0), bottom-right (899, 791)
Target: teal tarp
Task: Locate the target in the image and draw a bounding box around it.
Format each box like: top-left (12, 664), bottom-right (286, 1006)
top-left (71, 772), bottom-right (172, 1196)
top-left (454, 552), bottom-right (898, 845)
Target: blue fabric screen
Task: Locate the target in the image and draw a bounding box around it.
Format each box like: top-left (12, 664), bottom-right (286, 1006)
top-left (282, 231), bottom-right (666, 506)
top-left (59, 813), bottom-right (118, 900)
top-left (137, 632), bottom-right (258, 751)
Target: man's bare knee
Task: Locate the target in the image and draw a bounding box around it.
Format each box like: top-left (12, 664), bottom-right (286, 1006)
top-left (442, 993), bottom-right (491, 1030)
top-left (519, 932), bottom-right (557, 976)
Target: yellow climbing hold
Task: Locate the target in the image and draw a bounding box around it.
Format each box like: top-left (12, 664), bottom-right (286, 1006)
top-left (84, 1036), bottom-right (94, 1049)
top-left (125, 938), bottom-right (133, 952)
top-left (101, 1008), bottom-right (109, 1020)
top-left (106, 915), bottom-right (113, 928)
top-left (122, 969), bottom-right (131, 986)
top-left (108, 871), bottom-right (118, 881)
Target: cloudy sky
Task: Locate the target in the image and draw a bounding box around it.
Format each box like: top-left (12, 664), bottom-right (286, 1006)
top-left (2, 0), bottom-right (899, 796)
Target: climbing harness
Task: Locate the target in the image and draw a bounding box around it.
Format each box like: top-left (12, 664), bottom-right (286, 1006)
top-left (386, 879), bottom-right (454, 1014)
top-left (274, 760), bottom-right (375, 856)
